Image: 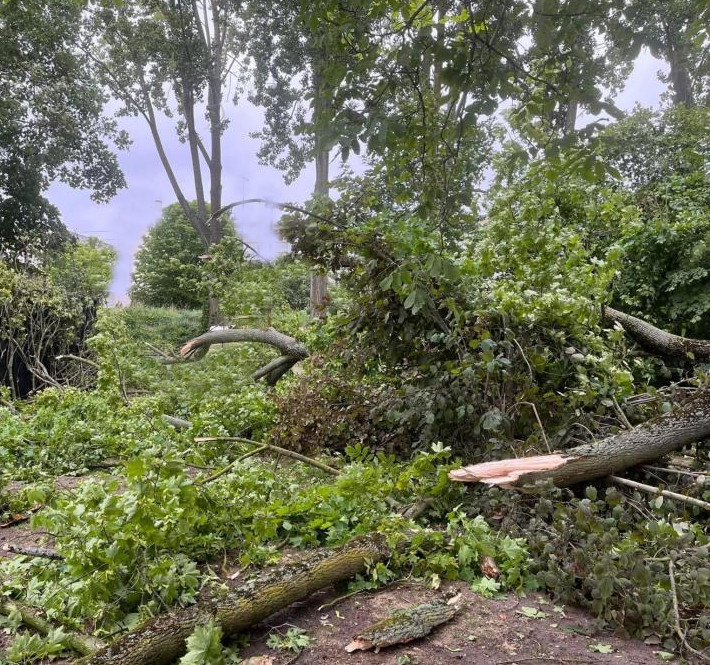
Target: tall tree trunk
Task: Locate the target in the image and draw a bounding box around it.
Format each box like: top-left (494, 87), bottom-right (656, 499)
top-left (309, 66), bottom-right (331, 319)
top-left (208, 1), bottom-right (224, 246)
top-left (564, 99), bottom-right (578, 134)
top-left (664, 21), bottom-right (693, 107)
top-left (182, 87), bottom-right (209, 234)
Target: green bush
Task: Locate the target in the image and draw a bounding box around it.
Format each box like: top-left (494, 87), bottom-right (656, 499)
top-left (0, 237), bottom-right (116, 398)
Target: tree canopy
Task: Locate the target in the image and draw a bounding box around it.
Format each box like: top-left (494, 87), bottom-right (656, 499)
top-left (0, 0), bottom-right (126, 255)
top-left (130, 202), bottom-right (235, 309)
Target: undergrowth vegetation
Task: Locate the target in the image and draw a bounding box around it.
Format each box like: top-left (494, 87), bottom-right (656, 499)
top-left (0, 105), bottom-right (708, 663)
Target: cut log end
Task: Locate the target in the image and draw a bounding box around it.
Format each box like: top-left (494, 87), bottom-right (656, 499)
top-left (448, 454), bottom-right (572, 487)
top-left (345, 638), bottom-right (373, 653)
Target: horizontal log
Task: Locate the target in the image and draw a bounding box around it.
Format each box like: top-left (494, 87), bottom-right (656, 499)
top-left (603, 307), bottom-right (710, 361)
top-left (180, 327), bottom-right (308, 361)
top-left (449, 389), bottom-right (710, 488)
top-left (79, 534), bottom-right (389, 665)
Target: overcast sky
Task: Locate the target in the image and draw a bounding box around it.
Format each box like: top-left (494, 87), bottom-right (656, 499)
top-left (49, 51), bottom-right (669, 303)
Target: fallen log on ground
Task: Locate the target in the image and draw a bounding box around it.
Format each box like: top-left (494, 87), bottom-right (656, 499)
top-left (174, 327), bottom-right (309, 385)
top-left (77, 534), bottom-right (389, 665)
top-left (345, 596), bottom-right (463, 653)
top-left (603, 307), bottom-right (710, 361)
top-left (449, 389), bottom-right (710, 488)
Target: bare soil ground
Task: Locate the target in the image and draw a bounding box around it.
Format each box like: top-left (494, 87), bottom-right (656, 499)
top-left (237, 581), bottom-right (684, 665)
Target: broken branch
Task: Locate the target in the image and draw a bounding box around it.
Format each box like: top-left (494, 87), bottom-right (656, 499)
top-left (194, 436), bottom-right (341, 476)
top-left (449, 389), bottom-right (710, 488)
top-left (603, 307), bottom-right (710, 361)
top-left (180, 327), bottom-right (308, 361)
top-left (610, 476), bottom-right (710, 511)
top-left (2, 543), bottom-right (64, 559)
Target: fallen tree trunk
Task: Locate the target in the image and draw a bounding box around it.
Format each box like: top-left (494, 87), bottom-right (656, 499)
top-left (175, 327), bottom-right (308, 385)
top-left (449, 389), bottom-right (710, 488)
top-left (180, 327), bottom-right (308, 361)
top-left (603, 307), bottom-right (710, 361)
top-left (78, 534), bottom-right (389, 665)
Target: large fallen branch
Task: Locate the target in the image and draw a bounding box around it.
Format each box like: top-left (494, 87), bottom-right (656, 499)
top-left (78, 534), bottom-right (389, 665)
top-left (449, 389), bottom-right (710, 488)
top-left (603, 307), bottom-right (710, 361)
top-left (176, 327), bottom-right (309, 385)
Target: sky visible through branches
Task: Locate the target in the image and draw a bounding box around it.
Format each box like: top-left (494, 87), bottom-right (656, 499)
top-left (52, 51), bottom-right (667, 303)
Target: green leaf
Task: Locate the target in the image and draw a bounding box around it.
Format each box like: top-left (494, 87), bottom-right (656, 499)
top-left (588, 643), bottom-right (615, 654)
top-left (516, 606), bottom-right (550, 619)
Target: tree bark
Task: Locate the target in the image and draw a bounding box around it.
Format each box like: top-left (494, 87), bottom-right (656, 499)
top-left (309, 61), bottom-right (331, 319)
top-left (78, 535), bottom-right (389, 665)
top-left (176, 327), bottom-right (308, 384)
top-left (449, 389), bottom-right (710, 488)
top-left (664, 20), bottom-right (694, 108)
top-left (603, 307), bottom-right (710, 361)
top-left (0, 602), bottom-right (100, 656)
top-left (180, 327), bottom-right (308, 361)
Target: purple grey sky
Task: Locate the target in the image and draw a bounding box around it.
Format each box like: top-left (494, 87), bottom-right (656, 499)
top-left (49, 51), bottom-right (668, 303)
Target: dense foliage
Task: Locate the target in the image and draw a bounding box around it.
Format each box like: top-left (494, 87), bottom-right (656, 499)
top-left (0, 0), bottom-right (126, 255)
top-left (130, 203), bottom-right (213, 309)
top-left (0, 237), bottom-right (116, 399)
top-left (2, 1), bottom-right (709, 663)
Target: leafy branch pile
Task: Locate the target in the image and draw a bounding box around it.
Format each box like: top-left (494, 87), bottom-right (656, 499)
top-left (1, 0), bottom-right (709, 658)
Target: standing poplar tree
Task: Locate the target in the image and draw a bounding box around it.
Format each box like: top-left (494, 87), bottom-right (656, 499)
top-left (243, 0), bottom-right (375, 317)
top-left (85, 0), bottom-right (241, 322)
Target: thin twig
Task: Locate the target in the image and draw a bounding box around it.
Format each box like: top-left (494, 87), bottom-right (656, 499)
top-left (143, 342), bottom-right (172, 360)
top-left (198, 446), bottom-right (267, 485)
top-left (2, 543), bottom-right (64, 560)
top-left (512, 337), bottom-right (534, 380)
top-left (195, 437), bottom-right (341, 476)
top-left (669, 558), bottom-right (706, 661)
top-left (642, 465), bottom-right (707, 479)
top-left (611, 394), bottom-right (633, 430)
top-left (317, 588), bottom-right (369, 612)
top-left (55, 354), bottom-right (99, 369)
top-left (610, 476), bottom-right (710, 511)
top-left (514, 401), bottom-right (551, 453)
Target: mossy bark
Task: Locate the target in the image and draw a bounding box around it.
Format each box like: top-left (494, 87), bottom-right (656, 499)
top-left (78, 535), bottom-right (389, 665)
top-left (346, 598), bottom-right (462, 652)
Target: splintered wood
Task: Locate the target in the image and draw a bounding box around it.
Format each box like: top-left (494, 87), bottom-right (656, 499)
top-left (345, 596), bottom-right (463, 653)
top-left (448, 454), bottom-right (570, 486)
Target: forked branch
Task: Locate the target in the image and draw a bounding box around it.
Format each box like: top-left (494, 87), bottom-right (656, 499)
top-left (175, 327), bottom-right (308, 384)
